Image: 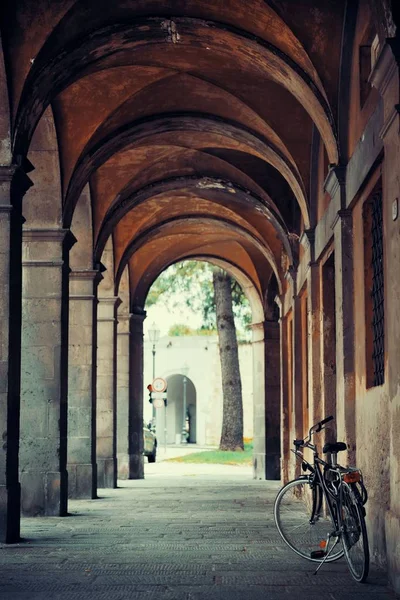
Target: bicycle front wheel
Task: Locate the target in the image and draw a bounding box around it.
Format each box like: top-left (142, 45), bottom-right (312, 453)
top-left (340, 482), bottom-right (369, 582)
top-left (274, 478), bottom-right (343, 562)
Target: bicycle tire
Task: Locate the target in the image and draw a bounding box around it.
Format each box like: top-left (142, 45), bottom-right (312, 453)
top-left (340, 482), bottom-right (369, 582)
top-left (274, 477), bottom-right (343, 562)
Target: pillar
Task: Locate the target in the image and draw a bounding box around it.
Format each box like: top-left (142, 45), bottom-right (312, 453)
top-left (68, 269), bottom-right (101, 499)
top-left (20, 228), bottom-right (75, 516)
top-left (116, 313), bottom-right (130, 479)
top-left (301, 232), bottom-right (323, 430)
top-left (264, 320), bottom-right (281, 480)
top-left (252, 321), bottom-right (265, 480)
top-left (292, 293), bottom-right (304, 441)
top-left (333, 208), bottom-right (355, 463)
top-left (128, 311), bottom-right (146, 480)
top-left (278, 308), bottom-right (290, 485)
top-left (325, 166), bottom-right (356, 464)
top-left (96, 296), bottom-right (120, 488)
top-left (0, 165), bottom-right (32, 541)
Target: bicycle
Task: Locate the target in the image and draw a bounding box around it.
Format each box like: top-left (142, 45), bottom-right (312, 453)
top-left (274, 416), bottom-right (369, 582)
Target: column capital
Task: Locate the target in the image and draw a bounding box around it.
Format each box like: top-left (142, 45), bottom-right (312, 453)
top-left (70, 269), bottom-right (103, 299)
top-left (70, 268), bottom-right (101, 280)
top-left (97, 296), bottom-right (121, 321)
top-left (117, 312), bottom-right (131, 335)
top-left (299, 228), bottom-right (315, 250)
top-left (323, 165), bottom-right (347, 199)
top-left (22, 228), bottom-right (77, 264)
top-left (130, 310), bottom-right (147, 336)
top-left (98, 295), bottom-right (122, 307)
top-left (22, 228), bottom-right (76, 246)
top-left (70, 268), bottom-right (103, 287)
top-left (331, 208), bottom-right (352, 231)
top-left (0, 164), bottom-right (33, 198)
top-left (251, 321), bottom-right (265, 343)
top-left (370, 40), bottom-right (399, 96)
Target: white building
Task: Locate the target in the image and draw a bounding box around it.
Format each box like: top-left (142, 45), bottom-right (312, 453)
top-left (143, 335), bottom-right (253, 446)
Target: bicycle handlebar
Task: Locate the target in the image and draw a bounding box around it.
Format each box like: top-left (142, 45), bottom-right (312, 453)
top-left (293, 416), bottom-right (334, 448)
top-left (313, 415), bottom-right (333, 433)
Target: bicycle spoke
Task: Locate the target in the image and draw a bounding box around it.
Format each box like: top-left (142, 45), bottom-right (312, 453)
top-left (274, 479), bottom-right (343, 563)
top-left (340, 483), bottom-right (369, 582)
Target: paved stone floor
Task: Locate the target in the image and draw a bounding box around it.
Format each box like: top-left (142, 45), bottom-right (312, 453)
top-left (0, 463), bottom-right (398, 600)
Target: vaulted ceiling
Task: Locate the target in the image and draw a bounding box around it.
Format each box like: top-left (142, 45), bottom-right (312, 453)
top-left (0, 0), bottom-right (349, 313)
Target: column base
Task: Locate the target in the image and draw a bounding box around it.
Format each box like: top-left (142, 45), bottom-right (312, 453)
top-left (20, 470), bottom-right (68, 517)
top-left (253, 452), bottom-right (266, 480)
top-left (117, 453), bottom-right (130, 480)
top-left (129, 453), bottom-right (144, 480)
top-left (386, 509), bottom-right (400, 595)
top-left (0, 482), bottom-right (21, 542)
top-left (265, 452), bottom-right (280, 480)
top-left (97, 458), bottom-right (117, 488)
top-left (67, 463), bottom-right (97, 499)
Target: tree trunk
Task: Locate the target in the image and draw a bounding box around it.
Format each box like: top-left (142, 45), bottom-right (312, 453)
top-left (213, 270), bottom-right (244, 451)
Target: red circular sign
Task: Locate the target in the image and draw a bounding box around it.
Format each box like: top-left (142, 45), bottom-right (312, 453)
top-left (152, 377), bottom-right (167, 392)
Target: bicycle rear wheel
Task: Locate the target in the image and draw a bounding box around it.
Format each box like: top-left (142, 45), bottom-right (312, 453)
top-left (274, 478), bottom-right (343, 562)
top-left (340, 482), bottom-right (369, 582)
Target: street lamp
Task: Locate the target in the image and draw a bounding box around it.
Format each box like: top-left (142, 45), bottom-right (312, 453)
top-left (148, 322), bottom-right (160, 420)
top-left (181, 363), bottom-right (189, 444)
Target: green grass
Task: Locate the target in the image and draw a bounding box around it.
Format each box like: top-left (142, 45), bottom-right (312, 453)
top-left (166, 442), bottom-right (253, 466)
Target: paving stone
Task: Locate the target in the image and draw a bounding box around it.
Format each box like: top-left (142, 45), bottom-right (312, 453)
top-left (0, 466), bottom-right (398, 599)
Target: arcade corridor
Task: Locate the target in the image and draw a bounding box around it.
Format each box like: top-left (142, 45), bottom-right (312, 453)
top-left (0, 0), bottom-right (400, 595)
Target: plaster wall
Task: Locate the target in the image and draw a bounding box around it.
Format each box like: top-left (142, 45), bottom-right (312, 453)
top-left (143, 335), bottom-right (253, 446)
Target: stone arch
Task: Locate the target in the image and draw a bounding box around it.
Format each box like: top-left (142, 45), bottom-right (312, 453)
top-left (70, 184), bottom-right (94, 270)
top-left (64, 115), bottom-right (309, 229)
top-left (13, 17), bottom-right (338, 166)
top-left (23, 105), bottom-right (63, 227)
top-left (162, 374), bottom-right (197, 445)
top-left (96, 176), bottom-right (292, 267)
top-left (116, 216), bottom-right (283, 303)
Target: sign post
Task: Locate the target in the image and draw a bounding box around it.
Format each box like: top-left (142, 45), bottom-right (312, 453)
top-left (151, 378), bottom-right (168, 452)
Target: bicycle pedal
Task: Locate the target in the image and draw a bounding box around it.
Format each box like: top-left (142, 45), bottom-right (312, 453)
top-left (310, 550), bottom-right (326, 559)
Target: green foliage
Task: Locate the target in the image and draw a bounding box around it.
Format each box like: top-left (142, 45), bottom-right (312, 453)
top-left (168, 324), bottom-right (217, 336)
top-left (147, 261), bottom-right (251, 335)
top-left (167, 324), bottom-right (216, 336)
top-left (168, 324), bottom-right (195, 336)
top-left (165, 442), bottom-right (253, 465)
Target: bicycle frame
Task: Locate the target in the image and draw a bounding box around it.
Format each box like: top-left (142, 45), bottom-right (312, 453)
top-left (292, 447), bottom-right (341, 538)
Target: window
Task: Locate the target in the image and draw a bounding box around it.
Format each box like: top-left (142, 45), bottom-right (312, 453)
top-left (364, 182), bottom-right (384, 387)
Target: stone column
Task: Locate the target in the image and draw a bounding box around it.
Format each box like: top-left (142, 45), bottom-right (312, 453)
top-left (264, 320), bottom-right (281, 480)
top-left (117, 313), bottom-right (130, 479)
top-left (292, 293), bottom-right (303, 441)
top-left (0, 165), bottom-right (32, 541)
top-left (251, 322), bottom-right (265, 480)
top-left (96, 296), bottom-right (120, 488)
top-left (68, 269), bottom-right (102, 499)
top-left (332, 209), bottom-right (355, 463)
top-left (128, 311), bottom-right (146, 480)
top-left (325, 166), bottom-right (355, 464)
top-left (278, 309), bottom-right (290, 485)
top-left (303, 230), bottom-right (323, 428)
top-left (20, 228), bottom-right (75, 516)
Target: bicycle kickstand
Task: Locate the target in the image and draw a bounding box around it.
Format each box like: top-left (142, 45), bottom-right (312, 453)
top-left (313, 534), bottom-right (340, 576)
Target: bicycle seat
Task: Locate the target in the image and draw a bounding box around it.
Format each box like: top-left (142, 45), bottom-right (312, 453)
top-left (323, 442), bottom-right (347, 454)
